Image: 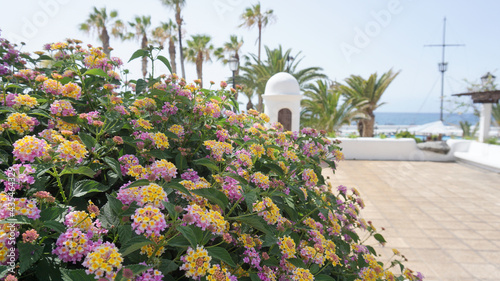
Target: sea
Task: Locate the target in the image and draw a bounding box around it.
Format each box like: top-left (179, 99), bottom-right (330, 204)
top-left (373, 112), bottom-right (479, 126)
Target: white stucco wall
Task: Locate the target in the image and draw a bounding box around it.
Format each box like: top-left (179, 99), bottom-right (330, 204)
top-left (263, 72), bottom-right (302, 132)
top-left (335, 138), bottom-right (471, 162)
top-left (263, 95), bottom-right (302, 132)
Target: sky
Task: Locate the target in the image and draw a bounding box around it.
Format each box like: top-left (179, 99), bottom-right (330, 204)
top-left (1, 0), bottom-right (499, 113)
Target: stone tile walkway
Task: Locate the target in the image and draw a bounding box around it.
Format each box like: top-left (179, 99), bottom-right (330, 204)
top-left (323, 161), bottom-right (500, 281)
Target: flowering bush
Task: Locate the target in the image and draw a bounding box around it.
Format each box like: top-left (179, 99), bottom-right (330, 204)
top-left (0, 34), bottom-right (422, 281)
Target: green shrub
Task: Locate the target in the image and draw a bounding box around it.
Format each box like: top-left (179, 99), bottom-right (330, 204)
top-left (0, 38), bottom-right (422, 280)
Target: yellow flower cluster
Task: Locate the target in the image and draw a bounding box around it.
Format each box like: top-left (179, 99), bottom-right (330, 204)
top-left (168, 124), bottom-right (184, 138)
top-left (62, 82), bottom-right (82, 99)
top-left (132, 97), bottom-right (156, 109)
top-left (253, 197), bottom-right (283, 225)
top-left (54, 118), bottom-right (80, 132)
top-left (359, 254), bottom-right (384, 281)
top-left (291, 268), bottom-right (314, 281)
top-left (258, 113), bottom-right (270, 122)
top-left (65, 211), bottom-right (93, 232)
top-left (207, 264), bottom-right (234, 281)
top-left (6, 112), bottom-right (36, 134)
top-left (238, 234), bottom-right (257, 249)
top-left (284, 151), bottom-right (298, 162)
top-left (180, 245), bottom-right (211, 279)
top-left (51, 42), bottom-right (68, 50)
top-left (203, 140), bottom-right (233, 161)
top-left (135, 118), bottom-right (153, 130)
top-left (57, 140), bottom-right (88, 163)
top-left (152, 132), bottom-right (170, 150)
top-left (179, 178), bottom-right (211, 205)
top-left (138, 183), bottom-right (168, 208)
top-left (140, 233), bottom-right (165, 258)
top-left (279, 236), bottom-right (296, 258)
top-left (249, 144), bottom-right (265, 158)
top-left (13, 94), bottom-right (38, 109)
top-left (127, 165), bottom-right (146, 179)
top-left (83, 242), bottom-right (123, 280)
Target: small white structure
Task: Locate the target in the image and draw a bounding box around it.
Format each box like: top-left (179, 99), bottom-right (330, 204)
top-left (478, 103), bottom-right (493, 143)
top-left (263, 72), bottom-right (302, 132)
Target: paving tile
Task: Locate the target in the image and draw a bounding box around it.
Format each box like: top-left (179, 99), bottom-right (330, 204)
top-left (328, 160), bottom-right (500, 281)
top-left (445, 249), bottom-right (487, 263)
top-left (461, 263), bottom-right (500, 279)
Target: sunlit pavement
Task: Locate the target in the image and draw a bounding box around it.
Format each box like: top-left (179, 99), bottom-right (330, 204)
top-left (324, 160), bottom-right (500, 281)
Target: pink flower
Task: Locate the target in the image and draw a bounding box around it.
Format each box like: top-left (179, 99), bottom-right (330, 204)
top-left (52, 228), bottom-right (93, 263)
top-left (12, 136), bottom-right (50, 163)
top-left (131, 205), bottom-right (167, 237)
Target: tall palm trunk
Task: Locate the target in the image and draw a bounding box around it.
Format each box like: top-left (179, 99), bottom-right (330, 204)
top-left (168, 38), bottom-right (177, 74)
top-left (363, 109), bottom-right (375, 137)
top-left (141, 34), bottom-right (148, 78)
top-left (100, 28), bottom-right (111, 57)
top-left (196, 52), bottom-right (203, 87)
top-left (257, 23), bottom-right (262, 62)
top-left (176, 8), bottom-right (186, 79)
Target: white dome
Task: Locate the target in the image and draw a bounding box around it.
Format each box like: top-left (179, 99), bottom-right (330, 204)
top-left (264, 72), bottom-right (300, 96)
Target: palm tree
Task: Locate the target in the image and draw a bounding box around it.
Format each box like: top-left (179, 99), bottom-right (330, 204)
top-left (185, 35), bottom-right (213, 87)
top-left (238, 45), bottom-right (326, 112)
top-left (301, 80), bottom-right (366, 133)
top-left (338, 69), bottom-right (400, 137)
top-left (239, 2), bottom-right (275, 62)
top-left (160, 0), bottom-right (186, 79)
top-left (79, 7), bottom-right (126, 57)
top-left (214, 35), bottom-right (244, 76)
top-left (151, 20), bottom-right (178, 74)
top-left (128, 16), bottom-right (152, 78)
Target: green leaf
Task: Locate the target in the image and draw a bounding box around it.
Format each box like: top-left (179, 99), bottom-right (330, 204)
top-left (128, 49), bottom-right (148, 62)
top-left (163, 202), bottom-right (177, 220)
top-left (119, 235), bottom-right (152, 257)
top-left (190, 188), bottom-right (229, 211)
top-left (233, 215), bottom-right (272, 235)
top-left (126, 179), bottom-right (150, 189)
top-left (102, 118), bottom-right (124, 134)
top-left (36, 258), bottom-right (63, 281)
top-left (159, 259), bottom-right (179, 274)
top-left (118, 225), bottom-right (133, 245)
top-left (73, 180), bottom-right (110, 197)
top-left (116, 264), bottom-right (151, 280)
top-left (206, 247), bottom-right (236, 267)
top-left (29, 109), bottom-right (52, 119)
top-left (79, 132), bottom-right (96, 150)
top-left (193, 158), bottom-right (219, 172)
top-left (136, 79), bottom-right (147, 94)
top-left (287, 258), bottom-right (306, 269)
top-left (163, 182), bottom-right (191, 197)
top-left (315, 274), bottom-right (336, 281)
top-left (166, 234), bottom-right (190, 247)
top-left (176, 225), bottom-right (198, 248)
top-left (83, 68), bottom-right (110, 79)
top-left (175, 153), bottom-right (187, 172)
top-left (60, 166), bottom-right (95, 178)
top-left (263, 163), bottom-right (284, 177)
top-left (43, 220), bottom-right (66, 233)
top-left (244, 190), bottom-right (258, 210)
top-left (250, 273), bottom-right (261, 281)
top-left (374, 233), bottom-right (387, 244)
top-left (18, 243), bottom-right (43, 274)
top-left (157, 55), bottom-right (172, 73)
top-left (61, 268), bottom-right (96, 281)
top-left (106, 194), bottom-right (124, 216)
top-left (103, 157), bottom-right (123, 180)
top-left (99, 202), bottom-right (120, 228)
top-left (0, 265), bottom-right (10, 279)
top-left (0, 215), bottom-right (33, 225)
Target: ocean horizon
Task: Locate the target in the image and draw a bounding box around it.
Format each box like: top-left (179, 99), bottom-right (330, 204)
top-left (372, 112), bottom-right (479, 126)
